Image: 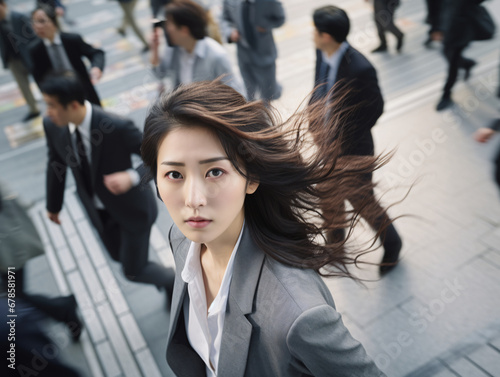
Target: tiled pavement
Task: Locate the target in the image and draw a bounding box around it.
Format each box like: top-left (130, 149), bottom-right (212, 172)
top-left (1, 0), bottom-right (500, 376)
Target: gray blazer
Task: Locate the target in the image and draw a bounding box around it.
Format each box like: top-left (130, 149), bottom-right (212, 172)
top-left (221, 0), bottom-right (285, 67)
top-left (166, 225), bottom-right (385, 377)
top-left (154, 36), bottom-right (245, 96)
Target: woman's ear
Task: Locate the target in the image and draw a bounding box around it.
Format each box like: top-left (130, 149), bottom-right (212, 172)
top-left (246, 180), bottom-right (259, 194)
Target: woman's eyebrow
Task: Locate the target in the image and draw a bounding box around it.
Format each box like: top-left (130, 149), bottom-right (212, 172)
top-left (199, 157), bottom-right (229, 164)
top-left (160, 157), bottom-right (228, 166)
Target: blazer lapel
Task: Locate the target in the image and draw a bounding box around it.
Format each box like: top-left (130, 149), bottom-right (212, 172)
top-left (336, 46), bottom-right (352, 85)
top-left (166, 236), bottom-right (206, 377)
top-left (217, 226), bottom-right (266, 377)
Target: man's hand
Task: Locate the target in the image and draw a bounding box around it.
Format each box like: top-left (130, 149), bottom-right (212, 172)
top-left (474, 127), bottom-right (496, 143)
top-left (55, 6), bottom-right (65, 17)
top-left (104, 171), bottom-right (133, 195)
top-left (47, 211), bottom-right (61, 225)
top-left (230, 29), bottom-right (240, 43)
top-left (150, 28), bottom-right (161, 66)
top-left (90, 67), bottom-right (102, 84)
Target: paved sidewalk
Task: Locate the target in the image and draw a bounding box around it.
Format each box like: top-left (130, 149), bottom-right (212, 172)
top-left (1, 0), bottom-right (500, 376)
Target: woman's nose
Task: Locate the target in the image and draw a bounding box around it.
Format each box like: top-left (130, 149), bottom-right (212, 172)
top-left (185, 177), bottom-right (207, 209)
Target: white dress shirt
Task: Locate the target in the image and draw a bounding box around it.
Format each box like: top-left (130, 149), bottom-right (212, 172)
top-left (178, 46), bottom-right (196, 85)
top-left (182, 224), bottom-right (245, 377)
top-left (68, 101), bottom-right (139, 208)
top-left (322, 41), bottom-right (349, 92)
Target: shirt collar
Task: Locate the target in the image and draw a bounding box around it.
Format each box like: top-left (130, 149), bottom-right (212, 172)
top-left (43, 32), bottom-right (62, 47)
top-left (180, 37), bottom-right (207, 59)
top-left (68, 101), bottom-right (93, 134)
top-left (322, 41), bottom-right (349, 67)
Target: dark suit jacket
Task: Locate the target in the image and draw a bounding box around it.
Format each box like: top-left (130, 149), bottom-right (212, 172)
top-left (29, 32), bottom-right (105, 106)
top-left (166, 225), bottom-right (384, 377)
top-left (43, 105), bottom-right (157, 233)
top-left (312, 46), bottom-right (384, 156)
top-left (0, 11), bottom-right (38, 70)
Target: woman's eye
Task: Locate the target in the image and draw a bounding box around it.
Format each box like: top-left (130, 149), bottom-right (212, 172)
top-left (207, 168), bottom-right (224, 178)
top-left (166, 171), bottom-right (183, 180)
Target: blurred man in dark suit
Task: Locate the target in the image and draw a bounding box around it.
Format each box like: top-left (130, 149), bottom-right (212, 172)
top-left (312, 5), bottom-right (402, 275)
top-left (0, 0), bottom-right (40, 121)
top-left (41, 72), bottom-right (175, 305)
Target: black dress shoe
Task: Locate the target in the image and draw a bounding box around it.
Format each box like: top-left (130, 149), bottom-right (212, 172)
top-left (464, 60), bottom-right (476, 81)
top-left (65, 295), bottom-right (83, 342)
top-left (436, 95), bottom-right (453, 111)
top-left (379, 225), bottom-right (402, 276)
top-left (372, 45), bottom-right (388, 53)
top-left (22, 111), bottom-right (40, 122)
top-left (396, 34), bottom-right (404, 53)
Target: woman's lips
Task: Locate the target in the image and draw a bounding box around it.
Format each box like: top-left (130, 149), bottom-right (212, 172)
top-left (186, 218), bottom-right (212, 228)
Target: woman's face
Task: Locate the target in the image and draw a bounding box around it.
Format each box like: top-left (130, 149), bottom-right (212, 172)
top-left (156, 126), bottom-right (258, 246)
top-left (32, 9), bottom-right (57, 40)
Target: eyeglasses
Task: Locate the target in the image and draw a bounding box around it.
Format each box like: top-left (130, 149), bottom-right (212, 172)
top-left (32, 18), bottom-right (50, 26)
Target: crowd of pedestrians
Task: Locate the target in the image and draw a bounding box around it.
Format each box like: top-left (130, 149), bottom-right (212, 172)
top-left (1, 0), bottom-right (498, 376)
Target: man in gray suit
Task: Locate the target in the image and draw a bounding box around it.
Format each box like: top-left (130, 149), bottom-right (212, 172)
top-left (0, 0), bottom-right (41, 121)
top-left (151, 0), bottom-right (244, 95)
top-left (221, 0), bottom-right (285, 102)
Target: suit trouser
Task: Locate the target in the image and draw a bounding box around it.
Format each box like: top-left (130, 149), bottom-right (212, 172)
top-left (97, 210), bottom-right (174, 291)
top-left (374, 0), bottom-right (403, 46)
top-left (238, 59), bottom-right (281, 102)
top-left (8, 58), bottom-right (39, 114)
top-left (442, 45), bottom-right (475, 97)
top-left (118, 0), bottom-right (149, 47)
top-left (322, 173), bottom-right (401, 253)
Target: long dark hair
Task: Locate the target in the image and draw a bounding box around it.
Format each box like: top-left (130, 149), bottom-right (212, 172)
top-left (142, 80), bottom-right (388, 278)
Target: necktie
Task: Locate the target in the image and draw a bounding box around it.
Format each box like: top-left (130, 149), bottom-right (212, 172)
top-left (50, 43), bottom-right (68, 72)
top-left (242, 0), bottom-right (256, 49)
top-left (74, 127), bottom-right (93, 197)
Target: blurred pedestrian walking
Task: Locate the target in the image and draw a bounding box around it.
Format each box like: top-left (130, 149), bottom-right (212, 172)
top-left (151, 0), bottom-right (245, 95)
top-left (116, 0), bottom-right (150, 53)
top-left (367, 0), bottom-right (404, 53)
top-left (0, 0), bottom-right (41, 121)
top-left (29, 5), bottom-right (105, 106)
top-left (221, 0), bottom-right (285, 102)
top-left (424, 0), bottom-right (444, 47)
top-left (0, 183), bottom-right (83, 342)
top-left (474, 52), bottom-right (500, 190)
top-left (40, 72), bottom-right (175, 308)
top-left (311, 5), bottom-right (402, 275)
top-left (436, 0), bottom-right (495, 111)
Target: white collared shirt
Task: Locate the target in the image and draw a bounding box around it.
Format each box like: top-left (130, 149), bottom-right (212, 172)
top-left (68, 101), bottom-right (139, 208)
top-left (178, 39), bottom-right (205, 84)
top-left (182, 224), bottom-right (245, 377)
top-left (322, 41), bottom-right (349, 92)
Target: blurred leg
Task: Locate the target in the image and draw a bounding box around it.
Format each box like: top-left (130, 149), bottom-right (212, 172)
top-left (119, 0), bottom-right (149, 47)
top-left (8, 59), bottom-right (39, 114)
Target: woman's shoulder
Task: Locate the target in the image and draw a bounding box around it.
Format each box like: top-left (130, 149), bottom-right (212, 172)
top-left (261, 256), bottom-right (337, 313)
